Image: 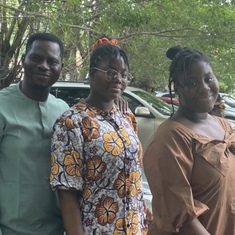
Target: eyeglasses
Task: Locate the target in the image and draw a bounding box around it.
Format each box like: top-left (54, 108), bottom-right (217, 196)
top-left (93, 67), bottom-right (132, 82)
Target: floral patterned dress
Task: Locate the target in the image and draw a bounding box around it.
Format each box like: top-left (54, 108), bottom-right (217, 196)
top-left (50, 101), bottom-right (147, 234)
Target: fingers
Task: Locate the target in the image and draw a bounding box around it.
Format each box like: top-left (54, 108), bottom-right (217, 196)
top-left (144, 207), bottom-right (153, 227)
top-left (114, 97), bottom-right (128, 115)
top-left (124, 100), bottom-right (128, 114)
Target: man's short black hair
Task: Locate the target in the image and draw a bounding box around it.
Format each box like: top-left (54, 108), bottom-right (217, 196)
top-left (25, 32), bottom-right (64, 60)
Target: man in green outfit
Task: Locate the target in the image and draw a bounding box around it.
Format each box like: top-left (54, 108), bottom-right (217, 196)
top-left (0, 33), bottom-right (69, 235)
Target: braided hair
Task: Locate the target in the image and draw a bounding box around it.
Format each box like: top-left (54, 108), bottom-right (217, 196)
top-left (166, 46), bottom-right (211, 114)
top-left (166, 46), bottom-right (210, 95)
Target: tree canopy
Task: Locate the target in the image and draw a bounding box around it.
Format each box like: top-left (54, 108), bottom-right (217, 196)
top-left (1, 0), bottom-right (235, 93)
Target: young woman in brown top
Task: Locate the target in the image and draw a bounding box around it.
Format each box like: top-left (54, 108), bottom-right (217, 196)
top-left (143, 46), bottom-right (235, 235)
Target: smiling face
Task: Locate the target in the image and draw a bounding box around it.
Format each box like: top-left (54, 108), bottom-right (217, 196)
top-left (89, 55), bottom-right (128, 102)
top-left (175, 61), bottom-right (219, 113)
top-left (22, 40), bottom-right (63, 90)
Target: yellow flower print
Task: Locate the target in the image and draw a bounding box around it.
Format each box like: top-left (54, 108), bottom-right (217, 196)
top-left (119, 128), bottom-right (131, 146)
top-left (128, 171), bottom-right (141, 197)
top-left (83, 188), bottom-right (92, 202)
top-left (114, 212), bottom-right (139, 235)
top-left (126, 211), bottom-right (139, 234)
top-left (95, 197), bottom-right (119, 226)
top-left (103, 131), bottom-right (123, 156)
top-left (113, 171), bottom-right (126, 198)
top-left (85, 155), bottom-right (106, 181)
top-left (114, 218), bottom-right (127, 235)
top-left (58, 116), bottom-right (76, 129)
top-left (74, 102), bottom-right (86, 110)
top-left (141, 227), bottom-right (148, 235)
top-left (64, 117), bottom-right (77, 129)
top-left (63, 151), bottom-right (82, 176)
top-left (81, 116), bottom-right (100, 142)
top-left (50, 155), bottom-right (59, 181)
top-left (74, 102), bottom-right (97, 118)
top-left (86, 109), bottom-right (97, 118)
top-left (57, 116), bottom-right (67, 126)
top-left (138, 142), bottom-right (143, 166)
top-left (125, 113), bottom-right (138, 133)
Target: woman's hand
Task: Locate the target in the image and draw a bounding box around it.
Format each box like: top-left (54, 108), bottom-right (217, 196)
top-left (144, 207), bottom-right (153, 227)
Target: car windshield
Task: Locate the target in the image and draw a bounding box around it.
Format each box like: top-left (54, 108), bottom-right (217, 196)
top-left (222, 95), bottom-right (235, 105)
top-left (131, 90), bottom-right (173, 116)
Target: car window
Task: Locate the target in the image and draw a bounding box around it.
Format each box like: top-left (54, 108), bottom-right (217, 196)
top-left (131, 90), bottom-right (172, 116)
top-left (121, 93), bottom-right (143, 113)
top-left (50, 86), bottom-right (172, 117)
top-left (51, 87), bottom-right (90, 106)
top-left (162, 93), bottom-right (175, 98)
top-left (221, 95), bottom-right (235, 107)
top-left (157, 92), bottom-right (175, 98)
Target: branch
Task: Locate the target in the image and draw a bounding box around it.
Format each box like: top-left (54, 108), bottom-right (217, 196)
top-left (5, 0), bottom-right (27, 41)
top-left (1, 2), bottom-right (235, 42)
top-left (128, 45), bottom-right (158, 70)
top-left (117, 28), bottom-right (208, 40)
top-left (0, 3), bottom-right (96, 33)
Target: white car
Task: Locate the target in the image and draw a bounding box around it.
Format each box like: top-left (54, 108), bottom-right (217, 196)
top-left (156, 91), bottom-right (235, 122)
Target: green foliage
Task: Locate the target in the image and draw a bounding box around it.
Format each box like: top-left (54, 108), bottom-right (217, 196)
top-left (1, 0), bottom-right (235, 93)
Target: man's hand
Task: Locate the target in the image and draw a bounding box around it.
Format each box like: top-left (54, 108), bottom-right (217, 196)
top-left (114, 97), bottom-right (129, 115)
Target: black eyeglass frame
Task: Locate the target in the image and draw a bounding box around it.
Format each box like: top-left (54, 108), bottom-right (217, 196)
top-left (93, 67), bottom-right (132, 82)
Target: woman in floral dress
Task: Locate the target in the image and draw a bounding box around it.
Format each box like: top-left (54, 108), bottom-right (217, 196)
top-left (50, 37), bottom-right (149, 235)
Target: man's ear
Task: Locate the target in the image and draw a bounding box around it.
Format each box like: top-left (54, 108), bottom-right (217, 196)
top-left (21, 54), bottom-right (26, 64)
top-left (89, 69), bottom-right (95, 81)
top-left (174, 84), bottom-right (179, 96)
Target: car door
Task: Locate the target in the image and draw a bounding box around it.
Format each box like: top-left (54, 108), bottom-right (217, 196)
top-left (121, 93), bottom-right (157, 152)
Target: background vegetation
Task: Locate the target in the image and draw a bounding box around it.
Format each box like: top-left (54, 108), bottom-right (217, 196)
top-left (1, 0), bottom-right (235, 94)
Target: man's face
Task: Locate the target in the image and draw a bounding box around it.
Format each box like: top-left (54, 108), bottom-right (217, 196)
top-left (22, 40), bottom-right (63, 89)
